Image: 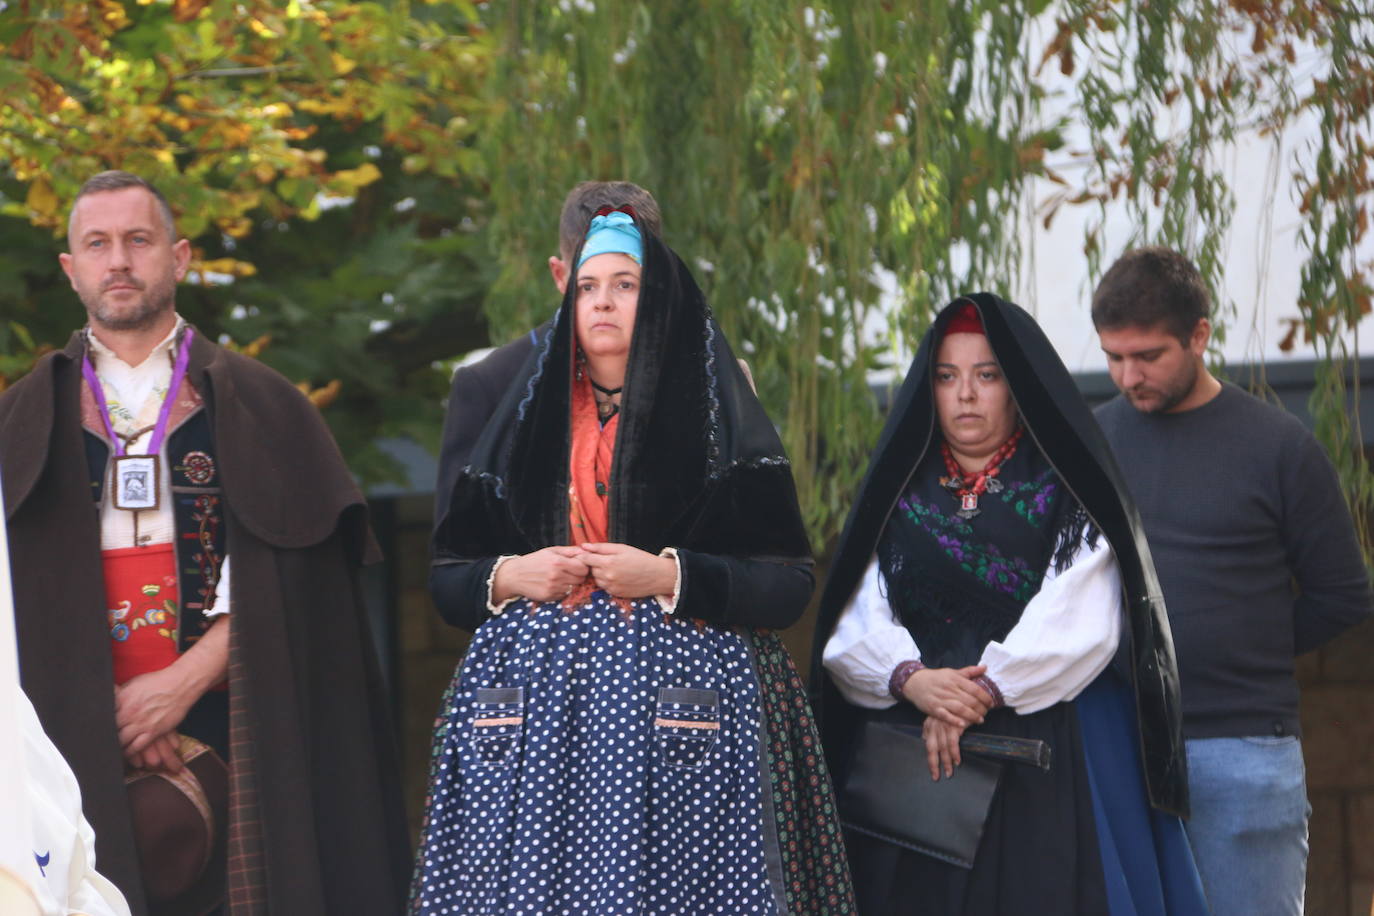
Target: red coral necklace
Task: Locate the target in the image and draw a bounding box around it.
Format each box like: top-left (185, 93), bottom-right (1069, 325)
top-left (940, 425), bottom-right (1024, 519)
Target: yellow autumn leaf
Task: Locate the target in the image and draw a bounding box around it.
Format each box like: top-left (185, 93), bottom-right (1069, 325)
top-left (332, 52), bottom-right (357, 76)
top-left (308, 379), bottom-right (342, 409)
top-left (331, 163), bottom-right (382, 190)
top-left (172, 0), bottom-right (212, 22)
top-left (297, 97), bottom-right (353, 116)
top-left (248, 18), bottom-right (277, 38)
top-left (225, 216), bottom-right (253, 238)
top-left (196, 257), bottom-right (258, 278)
top-left (241, 335), bottom-right (272, 359)
top-left (26, 179), bottom-right (58, 218)
top-left (93, 0), bottom-right (132, 30)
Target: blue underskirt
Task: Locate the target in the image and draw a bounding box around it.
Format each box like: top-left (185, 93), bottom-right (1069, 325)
top-left (1076, 669), bottom-right (1208, 916)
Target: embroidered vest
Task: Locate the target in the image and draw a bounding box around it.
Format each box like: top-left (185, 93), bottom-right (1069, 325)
top-left (877, 446), bottom-right (1069, 669)
top-left (85, 408), bottom-right (227, 653)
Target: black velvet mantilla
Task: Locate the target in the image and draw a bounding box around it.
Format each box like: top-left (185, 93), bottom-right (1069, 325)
top-left (438, 218), bottom-right (811, 565)
top-left (810, 293), bottom-right (1190, 818)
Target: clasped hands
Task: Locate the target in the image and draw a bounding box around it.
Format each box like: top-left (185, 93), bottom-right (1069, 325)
top-left (898, 665), bottom-right (996, 782)
top-left (491, 543), bottom-right (677, 605)
top-left (114, 666), bottom-right (195, 774)
top-left (112, 616), bottom-right (228, 774)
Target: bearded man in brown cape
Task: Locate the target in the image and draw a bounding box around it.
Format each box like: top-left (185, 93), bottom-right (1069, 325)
top-left (0, 171), bottom-right (411, 915)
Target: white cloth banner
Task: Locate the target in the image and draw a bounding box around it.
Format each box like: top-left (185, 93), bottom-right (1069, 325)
top-left (0, 462), bottom-right (43, 905)
top-left (0, 463), bottom-right (131, 915)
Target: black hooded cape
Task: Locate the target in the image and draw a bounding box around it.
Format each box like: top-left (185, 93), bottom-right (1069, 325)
top-left (430, 219), bottom-right (814, 630)
top-left (810, 293), bottom-right (1188, 817)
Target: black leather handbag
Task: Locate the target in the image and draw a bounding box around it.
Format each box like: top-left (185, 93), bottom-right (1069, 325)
top-left (838, 720), bottom-right (1048, 869)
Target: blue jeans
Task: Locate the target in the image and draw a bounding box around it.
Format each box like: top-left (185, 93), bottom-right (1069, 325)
top-left (1184, 736), bottom-right (1310, 916)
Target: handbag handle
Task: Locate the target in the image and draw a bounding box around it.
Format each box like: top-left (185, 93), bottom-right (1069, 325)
top-left (960, 732), bottom-right (1051, 770)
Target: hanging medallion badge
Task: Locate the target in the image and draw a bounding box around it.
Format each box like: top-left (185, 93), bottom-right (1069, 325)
top-left (83, 326), bottom-right (195, 515)
top-left (114, 454), bottom-right (160, 510)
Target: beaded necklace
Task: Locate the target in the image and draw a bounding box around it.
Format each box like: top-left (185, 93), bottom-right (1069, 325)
top-left (939, 424), bottom-right (1024, 519)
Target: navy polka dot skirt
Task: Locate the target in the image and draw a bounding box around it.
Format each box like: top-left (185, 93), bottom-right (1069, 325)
top-left (411, 592), bottom-right (785, 914)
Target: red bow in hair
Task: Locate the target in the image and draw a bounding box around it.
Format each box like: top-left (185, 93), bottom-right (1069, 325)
top-left (593, 204), bottom-right (638, 220)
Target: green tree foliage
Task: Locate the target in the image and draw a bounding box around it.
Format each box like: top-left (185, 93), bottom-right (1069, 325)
top-left (1042, 1), bottom-right (1374, 563)
top-left (482, 0), bottom-right (1051, 540)
top-left (0, 0), bottom-right (491, 480)
top-left (1, 1), bottom-right (1369, 560)
top-left (483, 0), bottom-right (1372, 557)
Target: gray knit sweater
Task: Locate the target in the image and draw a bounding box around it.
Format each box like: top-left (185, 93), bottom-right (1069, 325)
top-left (1096, 382), bottom-right (1371, 739)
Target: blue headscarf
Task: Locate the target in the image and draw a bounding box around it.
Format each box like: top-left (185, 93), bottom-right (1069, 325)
top-left (576, 210), bottom-right (643, 269)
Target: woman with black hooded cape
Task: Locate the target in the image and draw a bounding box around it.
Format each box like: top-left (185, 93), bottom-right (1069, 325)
top-left (812, 294), bottom-right (1206, 914)
top-left (411, 210), bottom-right (855, 914)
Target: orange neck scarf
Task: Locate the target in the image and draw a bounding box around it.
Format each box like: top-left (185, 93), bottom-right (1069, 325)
top-left (563, 371), bottom-right (630, 614)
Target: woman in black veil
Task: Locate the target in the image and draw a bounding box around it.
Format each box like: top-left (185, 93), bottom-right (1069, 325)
top-left (813, 294), bottom-right (1206, 914)
top-left (413, 209), bottom-right (855, 914)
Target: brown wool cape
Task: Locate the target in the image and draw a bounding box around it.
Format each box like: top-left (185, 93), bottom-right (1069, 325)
top-left (0, 329), bottom-right (411, 916)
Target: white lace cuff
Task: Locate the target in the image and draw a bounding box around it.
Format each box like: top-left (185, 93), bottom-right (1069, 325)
top-left (656, 547), bottom-right (683, 614)
top-left (485, 555), bottom-right (519, 616)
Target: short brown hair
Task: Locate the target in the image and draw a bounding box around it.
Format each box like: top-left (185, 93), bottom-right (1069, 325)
top-left (1091, 246), bottom-right (1211, 345)
top-left (68, 171), bottom-right (178, 242)
top-left (558, 181), bottom-right (661, 261)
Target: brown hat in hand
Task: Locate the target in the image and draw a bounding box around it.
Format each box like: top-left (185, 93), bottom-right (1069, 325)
top-left (124, 735), bottom-right (227, 916)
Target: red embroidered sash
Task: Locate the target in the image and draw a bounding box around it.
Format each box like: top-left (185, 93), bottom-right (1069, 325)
top-left (102, 543), bottom-right (181, 685)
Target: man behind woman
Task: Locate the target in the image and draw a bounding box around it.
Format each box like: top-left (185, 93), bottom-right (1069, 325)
top-left (414, 189), bottom-right (855, 914)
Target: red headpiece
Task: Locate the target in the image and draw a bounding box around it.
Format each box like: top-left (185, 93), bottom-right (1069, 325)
top-left (593, 204), bottom-right (638, 220)
top-left (943, 301), bottom-right (985, 336)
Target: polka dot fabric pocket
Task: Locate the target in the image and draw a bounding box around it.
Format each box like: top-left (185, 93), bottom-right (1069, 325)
top-left (412, 599), bottom-right (782, 914)
top-left (654, 687), bottom-right (720, 770)
top-left (469, 686), bottom-right (525, 767)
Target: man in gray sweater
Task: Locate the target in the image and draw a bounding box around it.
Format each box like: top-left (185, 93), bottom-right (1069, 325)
top-left (1091, 246), bottom-right (1372, 916)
